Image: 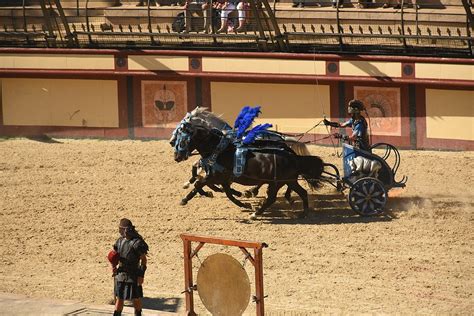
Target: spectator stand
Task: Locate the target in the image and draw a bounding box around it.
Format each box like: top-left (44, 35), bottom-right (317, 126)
top-left (0, 0), bottom-right (471, 56)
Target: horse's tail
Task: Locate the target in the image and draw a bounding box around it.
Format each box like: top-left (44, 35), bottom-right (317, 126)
top-left (284, 139), bottom-right (311, 156)
top-left (296, 155), bottom-right (324, 190)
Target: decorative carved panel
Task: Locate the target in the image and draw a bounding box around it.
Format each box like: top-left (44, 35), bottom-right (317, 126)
top-left (354, 86), bottom-right (401, 136)
top-left (141, 80), bottom-right (187, 128)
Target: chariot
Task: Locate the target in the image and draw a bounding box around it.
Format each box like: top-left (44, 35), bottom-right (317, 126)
top-left (322, 141), bottom-right (407, 216)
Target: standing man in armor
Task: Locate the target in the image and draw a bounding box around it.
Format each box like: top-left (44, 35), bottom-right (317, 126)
top-left (324, 99), bottom-right (371, 152)
top-left (111, 218), bottom-right (149, 316)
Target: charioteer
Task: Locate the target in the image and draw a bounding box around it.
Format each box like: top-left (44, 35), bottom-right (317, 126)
top-left (324, 99), bottom-right (371, 152)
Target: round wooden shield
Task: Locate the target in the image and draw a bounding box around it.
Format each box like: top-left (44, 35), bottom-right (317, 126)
top-left (196, 253), bottom-right (251, 316)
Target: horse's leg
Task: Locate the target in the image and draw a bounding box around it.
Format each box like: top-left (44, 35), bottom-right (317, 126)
top-left (229, 187), bottom-right (242, 197)
top-left (197, 186), bottom-right (213, 198)
top-left (181, 181), bottom-right (205, 205)
top-left (244, 184), bottom-right (261, 198)
top-left (287, 181), bottom-right (309, 218)
top-left (284, 186), bottom-right (294, 205)
top-left (208, 184), bottom-right (223, 193)
top-left (199, 183), bottom-right (241, 198)
top-left (250, 185), bottom-right (260, 196)
top-left (208, 184), bottom-right (242, 196)
top-left (189, 174), bottom-right (212, 197)
top-left (222, 183), bottom-right (252, 209)
top-left (189, 165), bottom-right (198, 183)
top-left (204, 184), bottom-right (241, 197)
top-left (183, 164), bottom-right (200, 189)
top-left (250, 183), bottom-right (282, 220)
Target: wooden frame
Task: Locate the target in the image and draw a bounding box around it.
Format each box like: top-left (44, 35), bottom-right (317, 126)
top-left (180, 233), bottom-right (268, 316)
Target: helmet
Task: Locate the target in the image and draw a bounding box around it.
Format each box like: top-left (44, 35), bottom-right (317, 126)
top-left (107, 250), bottom-right (119, 266)
top-left (348, 99), bottom-right (364, 114)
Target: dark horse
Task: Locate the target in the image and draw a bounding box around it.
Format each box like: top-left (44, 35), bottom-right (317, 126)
top-left (175, 108), bottom-right (314, 204)
top-left (171, 110), bottom-right (324, 219)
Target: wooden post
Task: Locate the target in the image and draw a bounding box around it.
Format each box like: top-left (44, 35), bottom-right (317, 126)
top-left (183, 239), bottom-right (196, 316)
top-left (39, 0), bottom-right (56, 47)
top-left (260, 0), bottom-right (287, 51)
top-left (461, 0), bottom-right (473, 55)
top-left (400, 0), bottom-right (407, 52)
top-left (52, 0), bottom-right (75, 47)
top-left (248, 0), bottom-right (268, 51)
top-left (254, 247), bottom-right (265, 316)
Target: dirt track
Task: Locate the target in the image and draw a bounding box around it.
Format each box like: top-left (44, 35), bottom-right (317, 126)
top-left (0, 138), bottom-right (473, 314)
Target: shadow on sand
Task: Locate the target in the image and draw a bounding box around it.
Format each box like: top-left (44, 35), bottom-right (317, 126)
top-left (202, 187), bottom-right (470, 224)
top-left (232, 191), bottom-right (436, 225)
top-left (26, 135), bottom-right (62, 144)
top-left (141, 297), bottom-right (182, 312)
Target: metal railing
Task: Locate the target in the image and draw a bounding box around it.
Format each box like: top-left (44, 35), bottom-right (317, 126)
top-left (280, 0), bottom-right (473, 56)
top-left (0, 0), bottom-right (471, 57)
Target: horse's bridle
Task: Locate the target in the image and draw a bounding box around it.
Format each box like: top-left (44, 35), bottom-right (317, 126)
top-left (173, 122), bottom-right (196, 160)
top-left (172, 114), bottom-right (232, 162)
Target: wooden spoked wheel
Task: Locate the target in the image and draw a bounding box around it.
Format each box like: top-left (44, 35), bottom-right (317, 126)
top-left (348, 177), bottom-right (387, 216)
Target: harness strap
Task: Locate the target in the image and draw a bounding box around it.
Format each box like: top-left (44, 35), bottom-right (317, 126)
top-left (201, 134), bottom-right (232, 176)
top-left (273, 153), bottom-right (277, 181)
top-left (233, 147), bottom-right (247, 177)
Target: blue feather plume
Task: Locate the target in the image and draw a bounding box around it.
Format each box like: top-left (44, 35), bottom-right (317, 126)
top-left (242, 123), bottom-right (272, 145)
top-left (233, 106), bottom-right (250, 130)
top-left (236, 106), bottom-right (261, 138)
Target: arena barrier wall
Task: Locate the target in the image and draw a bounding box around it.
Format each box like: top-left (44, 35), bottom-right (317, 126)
top-left (0, 48), bottom-right (472, 150)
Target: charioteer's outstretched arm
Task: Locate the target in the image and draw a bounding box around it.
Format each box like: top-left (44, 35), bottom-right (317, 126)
top-left (324, 118), bottom-right (350, 141)
top-left (323, 118), bottom-right (352, 128)
top-left (323, 118), bottom-right (340, 128)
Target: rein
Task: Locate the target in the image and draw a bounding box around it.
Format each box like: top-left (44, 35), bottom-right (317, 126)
top-left (301, 134), bottom-right (334, 144)
top-left (235, 173), bottom-right (309, 183)
top-left (296, 120), bottom-right (323, 142)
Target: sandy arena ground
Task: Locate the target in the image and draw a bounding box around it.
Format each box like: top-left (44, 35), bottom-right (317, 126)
top-left (0, 138), bottom-right (473, 315)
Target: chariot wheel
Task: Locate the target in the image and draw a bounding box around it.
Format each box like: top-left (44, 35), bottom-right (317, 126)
top-left (348, 177), bottom-right (387, 216)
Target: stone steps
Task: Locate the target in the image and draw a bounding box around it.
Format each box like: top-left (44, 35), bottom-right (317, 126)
top-left (274, 5), bottom-right (469, 23)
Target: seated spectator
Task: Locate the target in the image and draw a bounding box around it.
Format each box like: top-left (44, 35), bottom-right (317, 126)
top-left (383, 0), bottom-right (419, 9)
top-left (216, 0), bottom-right (247, 33)
top-left (185, 0), bottom-right (214, 33)
top-left (201, 0), bottom-right (211, 32)
top-left (332, 0), bottom-right (371, 8)
top-left (383, 1), bottom-right (399, 8)
top-left (136, 0), bottom-right (159, 6)
top-left (354, 0), bottom-right (371, 9)
top-left (235, 1), bottom-right (249, 31)
top-left (184, 0), bottom-right (226, 33)
top-left (331, 0), bottom-right (343, 8)
top-left (292, 0), bottom-right (321, 8)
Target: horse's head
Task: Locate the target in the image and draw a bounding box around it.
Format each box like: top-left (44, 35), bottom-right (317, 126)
top-left (171, 121), bottom-right (196, 162)
top-left (170, 107), bottom-right (231, 162)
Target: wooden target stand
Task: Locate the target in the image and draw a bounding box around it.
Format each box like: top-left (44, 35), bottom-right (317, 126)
top-left (181, 234), bottom-right (268, 315)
